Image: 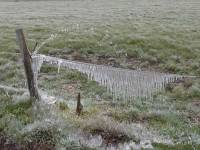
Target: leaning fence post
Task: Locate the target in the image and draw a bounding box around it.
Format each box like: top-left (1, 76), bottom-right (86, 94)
top-left (16, 29), bottom-right (40, 100)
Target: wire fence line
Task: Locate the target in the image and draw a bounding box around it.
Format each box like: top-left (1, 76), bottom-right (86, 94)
top-left (31, 54), bottom-right (197, 102)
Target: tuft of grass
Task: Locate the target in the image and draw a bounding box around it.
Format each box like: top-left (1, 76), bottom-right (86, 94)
top-left (57, 101), bottom-right (69, 111)
top-left (81, 115), bottom-right (133, 144)
top-left (164, 79), bottom-right (200, 101)
top-left (22, 127), bottom-right (58, 147)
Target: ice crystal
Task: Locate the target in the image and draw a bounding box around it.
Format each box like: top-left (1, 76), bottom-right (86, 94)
top-left (32, 54), bottom-right (186, 101)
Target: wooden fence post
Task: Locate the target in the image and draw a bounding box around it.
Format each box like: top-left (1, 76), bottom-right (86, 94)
top-left (16, 29), bottom-right (40, 100)
top-left (76, 93), bottom-right (83, 115)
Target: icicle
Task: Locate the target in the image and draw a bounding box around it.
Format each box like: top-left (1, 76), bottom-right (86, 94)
top-left (36, 54), bottom-right (190, 102)
top-left (57, 60), bottom-right (62, 73)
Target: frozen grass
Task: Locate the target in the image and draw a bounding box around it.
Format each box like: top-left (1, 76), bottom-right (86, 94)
top-left (0, 0), bottom-right (200, 149)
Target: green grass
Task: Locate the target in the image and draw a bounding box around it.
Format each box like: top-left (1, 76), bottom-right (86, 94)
top-left (164, 79), bottom-right (200, 101)
top-left (39, 65), bottom-right (109, 99)
top-left (36, 24), bottom-right (200, 75)
top-left (153, 143), bottom-right (200, 150)
top-left (0, 93), bottom-right (32, 125)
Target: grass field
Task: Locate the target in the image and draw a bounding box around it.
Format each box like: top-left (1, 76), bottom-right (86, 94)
top-left (0, 0), bottom-right (200, 149)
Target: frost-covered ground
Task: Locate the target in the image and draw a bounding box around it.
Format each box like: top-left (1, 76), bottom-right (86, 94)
top-left (0, 0), bottom-right (200, 149)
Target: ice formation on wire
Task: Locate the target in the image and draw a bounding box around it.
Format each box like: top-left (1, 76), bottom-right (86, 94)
top-left (32, 55), bottom-right (44, 88)
top-left (32, 54), bottom-right (185, 101)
